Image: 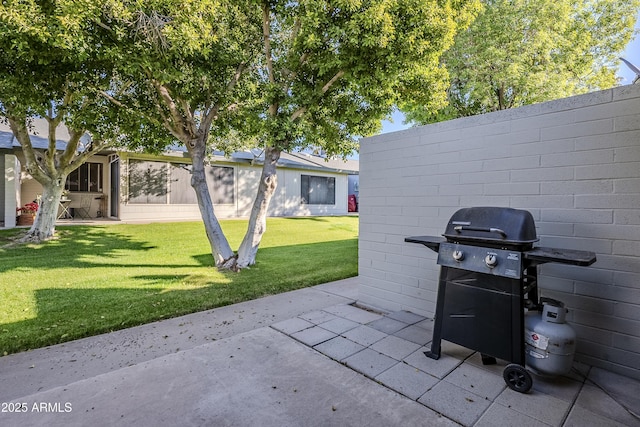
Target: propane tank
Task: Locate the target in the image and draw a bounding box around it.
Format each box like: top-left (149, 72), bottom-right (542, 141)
top-left (524, 299), bottom-right (577, 376)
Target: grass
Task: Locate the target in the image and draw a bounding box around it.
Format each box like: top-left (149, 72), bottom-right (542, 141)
top-left (0, 216), bottom-right (358, 355)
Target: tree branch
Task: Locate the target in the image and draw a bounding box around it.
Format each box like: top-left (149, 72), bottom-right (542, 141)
top-left (262, 2), bottom-right (279, 118)
top-left (6, 112), bottom-right (49, 183)
top-left (202, 61), bottom-right (248, 131)
top-left (321, 70), bottom-right (345, 94)
top-left (97, 87), bottom-right (170, 138)
top-left (60, 96), bottom-right (92, 165)
top-left (59, 126), bottom-right (83, 166)
top-left (292, 16), bottom-right (301, 42)
top-left (262, 2), bottom-right (275, 86)
top-left (151, 79), bottom-right (192, 142)
top-left (98, 90), bottom-right (126, 108)
top-left (291, 70), bottom-right (345, 121)
top-left (180, 97), bottom-right (197, 137)
top-left (45, 87), bottom-right (73, 171)
top-left (66, 138), bottom-right (112, 173)
top-left (290, 107), bottom-right (306, 122)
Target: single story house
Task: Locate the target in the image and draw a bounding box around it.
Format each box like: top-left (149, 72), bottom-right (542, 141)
top-left (0, 121), bottom-right (359, 228)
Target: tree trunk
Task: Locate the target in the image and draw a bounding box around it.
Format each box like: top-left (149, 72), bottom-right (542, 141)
top-left (188, 139), bottom-right (236, 268)
top-left (497, 84), bottom-right (506, 110)
top-left (20, 181), bottom-right (64, 242)
top-left (236, 146), bottom-right (281, 268)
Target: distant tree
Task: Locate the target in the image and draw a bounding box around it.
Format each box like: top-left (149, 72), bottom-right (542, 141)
top-left (0, 1), bottom-right (129, 242)
top-left (404, 0), bottom-right (640, 123)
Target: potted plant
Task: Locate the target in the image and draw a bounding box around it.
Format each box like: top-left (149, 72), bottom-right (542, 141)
top-left (17, 201), bottom-right (39, 226)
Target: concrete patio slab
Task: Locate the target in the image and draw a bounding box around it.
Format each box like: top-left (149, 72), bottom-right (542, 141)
top-left (374, 362), bottom-right (438, 400)
top-left (271, 317), bottom-right (314, 335)
top-left (418, 380), bottom-right (492, 426)
top-left (392, 324), bottom-right (433, 346)
top-left (403, 347), bottom-right (464, 379)
top-left (366, 317), bottom-right (408, 335)
top-left (2, 277), bottom-right (639, 427)
top-left (573, 383), bottom-right (640, 426)
top-left (494, 387), bottom-right (572, 426)
top-left (369, 335), bottom-right (421, 361)
top-left (476, 403), bottom-right (549, 427)
top-left (1, 328), bottom-right (454, 427)
top-left (0, 283), bottom-right (355, 404)
top-left (313, 336), bottom-right (365, 362)
top-left (290, 326), bottom-right (336, 347)
top-left (341, 325), bottom-right (387, 347)
top-left (343, 348), bottom-right (398, 378)
top-left (299, 310), bottom-right (338, 325)
top-left (323, 304), bottom-right (383, 324)
top-left (564, 405), bottom-right (633, 427)
top-left (386, 310), bottom-right (426, 325)
top-left (584, 367), bottom-right (640, 423)
top-left (317, 317), bottom-right (360, 334)
top-left (444, 363), bottom-right (506, 400)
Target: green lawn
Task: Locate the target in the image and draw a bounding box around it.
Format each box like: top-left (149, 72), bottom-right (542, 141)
top-left (0, 216), bottom-right (358, 355)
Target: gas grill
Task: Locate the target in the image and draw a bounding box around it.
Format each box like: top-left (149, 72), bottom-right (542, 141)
top-left (405, 207), bottom-right (596, 393)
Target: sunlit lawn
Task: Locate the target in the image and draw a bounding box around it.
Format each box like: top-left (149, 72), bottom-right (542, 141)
top-left (0, 216), bottom-right (358, 355)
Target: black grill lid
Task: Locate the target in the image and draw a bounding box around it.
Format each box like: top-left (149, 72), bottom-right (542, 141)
top-left (443, 207), bottom-right (538, 246)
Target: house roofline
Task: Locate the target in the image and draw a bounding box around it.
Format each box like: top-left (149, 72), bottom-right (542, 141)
top-left (1, 120), bottom-right (359, 175)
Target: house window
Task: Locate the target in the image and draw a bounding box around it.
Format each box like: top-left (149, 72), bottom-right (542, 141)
top-left (169, 163), bottom-right (197, 204)
top-left (127, 160), bottom-right (168, 204)
top-left (207, 166), bottom-right (234, 204)
top-left (127, 160), bottom-right (234, 205)
top-left (66, 162), bottom-right (103, 192)
top-left (301, 175), bottom-right (335, 205)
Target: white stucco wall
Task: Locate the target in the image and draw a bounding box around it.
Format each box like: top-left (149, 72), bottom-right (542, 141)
top-left (1, 155), bottom-right (18, 228)
top-left (118, 158), bottom-right (349, 222)
top-left (358, 84), bottom-right (640, 380)
top-left (8, 152), bottom-right (351, 225)
top-left (238, 165), bottom-right (348, 217)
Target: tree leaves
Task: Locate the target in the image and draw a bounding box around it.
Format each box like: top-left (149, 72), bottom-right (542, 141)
top-left (406, 0), bottom-right (640, 123)
top-left (252, 0), bottom-right (481, 154)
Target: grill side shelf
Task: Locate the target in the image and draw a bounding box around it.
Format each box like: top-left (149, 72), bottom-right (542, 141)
top-left (524, 247), bottom-right (596, 266)
top-left (405, 236), bottom-right (444, 253)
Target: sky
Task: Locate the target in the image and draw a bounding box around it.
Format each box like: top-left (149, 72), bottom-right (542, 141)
top-left (380, 14), bottom-right (640, 134)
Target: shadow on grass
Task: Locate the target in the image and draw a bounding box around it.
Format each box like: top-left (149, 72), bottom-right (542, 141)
top-left (285, 216), bottom-right (331, 222)
top-left (0, 226), bottom-right (159, 273)
top-left (192, 254), bottom-right (217, 266)
top-left (0, 238), bottom-right (357, 355)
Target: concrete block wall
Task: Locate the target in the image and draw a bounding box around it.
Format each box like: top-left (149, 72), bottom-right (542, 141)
top-left (358, 84), bottom-right (640, 380)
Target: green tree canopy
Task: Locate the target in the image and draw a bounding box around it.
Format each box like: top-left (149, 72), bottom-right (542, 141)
top-left (96, 0), bottom-right (481, 269)
top-left (0, 0), bottom-right (138, 241)
top-left (404, 0), bottom-right (640, 123)
top-left (96, 0), bottom-right (262, 267)
top-left (248, 0), bottom-right (481, 156)
top-left (234, 0), bottom-right (481, 267)
top-left (2, 0), bottom-right (482, 266)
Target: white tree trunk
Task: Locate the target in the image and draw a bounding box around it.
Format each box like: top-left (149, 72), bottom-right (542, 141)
top-left (188, 140), bottom-right (236, 268)
top-left (21, 181), bottom-right (64, 242)
top-left (236, 146), bottom-right (281, 268)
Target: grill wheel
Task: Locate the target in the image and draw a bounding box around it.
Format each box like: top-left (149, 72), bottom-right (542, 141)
top-left (503, 364), bottom-right (533, 393)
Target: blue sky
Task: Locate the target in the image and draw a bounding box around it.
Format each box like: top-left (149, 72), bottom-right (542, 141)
top-left (380, 15), bottom-right (640, 134)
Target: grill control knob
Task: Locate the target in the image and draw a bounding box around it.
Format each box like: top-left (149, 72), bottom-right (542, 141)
top-left (485, 254), bottom-right (498, 268)
top-left (452, 250), bottom-right (464, 261)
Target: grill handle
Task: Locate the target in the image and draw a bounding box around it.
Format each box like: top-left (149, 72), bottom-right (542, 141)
top-left (453, 225), bottom-right (507, 238)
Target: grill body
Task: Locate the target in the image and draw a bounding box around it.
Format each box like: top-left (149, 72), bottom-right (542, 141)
top-left (429, 243), bottom-right (534, 366)
top-left (406, 207), bottom-right (596, 393)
